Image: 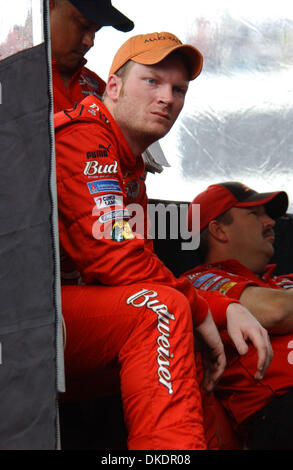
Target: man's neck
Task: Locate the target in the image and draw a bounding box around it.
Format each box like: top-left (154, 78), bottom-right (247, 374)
top-left (54, 58), bottom-right (84, 89)
top-left (120, 130), bottom-right (150, 158)
top-left (59, 70), bottom-right (74, 89)
top-left (104, 97), bottom-right (150, 158)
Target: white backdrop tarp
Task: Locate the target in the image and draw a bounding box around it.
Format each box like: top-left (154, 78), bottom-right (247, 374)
top-left (87, 0), bottom-right (293, 211)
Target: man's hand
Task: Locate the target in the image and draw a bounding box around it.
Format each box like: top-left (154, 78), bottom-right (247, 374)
top-left (194, 311), bottom-right (226, 393)
top-left (226, 302), bottom-right (273, 380)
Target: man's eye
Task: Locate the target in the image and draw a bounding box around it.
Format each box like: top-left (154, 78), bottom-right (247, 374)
top-left (174, 86), bottom-right (186, 95)
top-left (76, 18), bottom-right (93, 31)
top-left (146, 78), bottom-right (156, 84)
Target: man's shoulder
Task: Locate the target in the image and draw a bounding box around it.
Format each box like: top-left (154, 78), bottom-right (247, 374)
top-left (79, 66), bottom-right (106, 98)
top-left (184, 259), bottom-right (254, 293)
top-left (184, 259), bottom-right (242, 277)
top-left (81, 65), bottom-right (105, 84)
top-left (184, 260), bottom-right (231, 288)
top-left (54, 96), bottom-right (110, 133)
top-left (268, 266), bottom-right (293, 289)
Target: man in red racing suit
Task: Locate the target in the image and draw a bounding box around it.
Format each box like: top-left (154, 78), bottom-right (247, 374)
top-left (54, 35), bottom-right (271, 450)
top-left (185, 181), bottom-right (293, 449)
top-left (49, 0), bottom-right (134, 112)
top-left (52, 56), bottom-right (106, 113)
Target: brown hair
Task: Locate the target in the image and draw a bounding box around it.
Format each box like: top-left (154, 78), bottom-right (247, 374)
top-left (102, 60), bottom-right (135, 101)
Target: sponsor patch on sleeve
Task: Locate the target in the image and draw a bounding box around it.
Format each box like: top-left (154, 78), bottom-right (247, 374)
top-left (87, 179), bottom-right (122, 195)
top-left (192, 272), bottom-right (217, 288)
top-left (274, 277), bottom-right (293, 289)
top-left (218, 281), bottom-right (237, 294)
top-left (209, 277), bottom-right (231, 291)
top-left (200, 275), bottom-right (223, 291)
top-left (279, 282), bottom-right (293, 289)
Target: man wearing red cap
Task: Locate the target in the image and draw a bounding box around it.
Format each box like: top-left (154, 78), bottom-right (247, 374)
top-left (54, 35), bottom-right (271, 450)
top-left (185, 181), bottom-right (293, 449)
top-left (49, 0), bottom-right (134, 112)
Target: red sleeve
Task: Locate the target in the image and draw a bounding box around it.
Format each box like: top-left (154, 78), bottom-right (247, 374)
top-left (55, 121), bottom-right (209, 326)
top-left (185, 267), bottom-right (257, 299)
top-left (52, 62), bottom-right (106, 113)
top-left (184, 267), bottom-right (259, 328)
top-left (199, 290), bottom-right (240, 330)
top-left (274, 274), bottom-right (293, 289)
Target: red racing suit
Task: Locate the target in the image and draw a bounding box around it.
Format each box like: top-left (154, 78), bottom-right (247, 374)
top-left (184, 260), bottom-right (293, 426)
top-left (52, 57), bottom-right (106, 113)
top-left (54, 95), bottom-right (216, 450)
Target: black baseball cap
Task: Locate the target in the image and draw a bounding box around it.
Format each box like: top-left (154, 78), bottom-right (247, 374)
top-left (69, 0), bottom-right (134, 32)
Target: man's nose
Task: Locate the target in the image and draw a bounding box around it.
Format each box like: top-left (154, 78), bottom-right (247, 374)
top-left (158, 85), bottom-right (174, 105)
top-left (263, 213), bottom-right (276, 228)
top-left (82, 29), bottom-right (95, 48)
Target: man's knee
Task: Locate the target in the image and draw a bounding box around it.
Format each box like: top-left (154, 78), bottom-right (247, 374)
top-left (125, 284), bottom-right (193, 338)
top-left (126, 284), bottom-right (191, 314)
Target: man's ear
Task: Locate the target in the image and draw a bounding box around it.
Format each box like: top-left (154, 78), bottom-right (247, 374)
top-left (208, 219), bottom-right (229, 243)
top-left (106, 74), bottom-right (123, 102)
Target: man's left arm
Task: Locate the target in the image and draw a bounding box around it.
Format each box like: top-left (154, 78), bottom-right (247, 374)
top-left (200, 289), bottom-right (273, 380)
top-left (239, 285), bottom-right (293, 335)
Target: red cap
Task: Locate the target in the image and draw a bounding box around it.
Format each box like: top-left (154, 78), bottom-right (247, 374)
top-left (188, 182), bottom-right (288, 232)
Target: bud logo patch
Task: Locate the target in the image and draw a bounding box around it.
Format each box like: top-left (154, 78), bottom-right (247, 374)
top-left (84, 160), bottom-right (118, 176)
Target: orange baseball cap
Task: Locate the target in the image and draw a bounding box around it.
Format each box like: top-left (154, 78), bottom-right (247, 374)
top-left (109, 32), bottom-right (203, 80)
